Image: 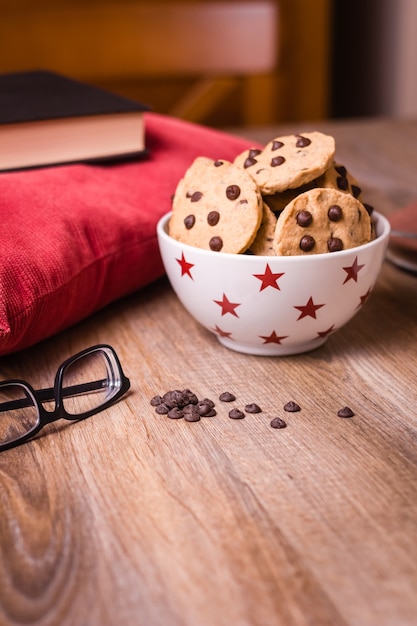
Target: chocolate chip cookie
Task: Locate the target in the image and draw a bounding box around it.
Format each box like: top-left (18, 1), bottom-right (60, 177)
top-left (272, 188), bottom-right (373, 255)
top-left (246, 202), bottom-right (277, 255)
top-left (235, 132), bottom-right (336, 194)
top-left (169, 157), bottom-right (263, 253)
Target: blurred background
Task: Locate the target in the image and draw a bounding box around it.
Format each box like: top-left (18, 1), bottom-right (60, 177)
top-left (1, 0), bottom-right (416, 128)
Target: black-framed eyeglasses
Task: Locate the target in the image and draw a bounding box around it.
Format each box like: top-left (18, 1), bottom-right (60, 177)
top-left (0, 344), bottom-right (130, 452)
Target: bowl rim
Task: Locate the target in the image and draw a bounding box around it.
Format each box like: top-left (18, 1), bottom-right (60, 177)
top-left (157, 210), bottom-right (391, 261)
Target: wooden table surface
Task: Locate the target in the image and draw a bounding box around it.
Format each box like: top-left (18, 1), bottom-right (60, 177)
top-left (1, 118), bottom-right (417, 626)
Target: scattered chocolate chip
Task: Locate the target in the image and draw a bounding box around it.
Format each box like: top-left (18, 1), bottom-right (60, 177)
top-left (184, 410), bottom-right (201, 422)
top-left (184, 214), bottom-right (195, 229)
top-left (284, 401), bottom-right (301, 412)
top-left (272, 140), bottom-right (284, 150)
top-left (299, 235), bottom-right (315, 252)
top-left (296, 210), bottom-right (313, 227)
top-left (351, 184), bottom-right (362, 198)
top-left (167, 407), bottom-right (184, 419)
top-left (271, 156), bottom-right (285, 167)
top-left (155, 403), bottom-right (170, 415)
top-left (328, 204), bottom-right (343, 221)
top-left (209, 236), bottom-right (223, 251)
top-left (337, 406), bottom-right (355, 418)
top-left (203, 409), bottom-right (217, 417)
top-left (162, 390), bottom-right (182, 408)
top-left (219, 392), bottom-right (236, 402)
top-left (196, 401), bottom-right (214, 416)
top-left (295, 135), bottom-right (311, 148)
top-left (189, 191), bottom-right (202, 202)
top-left (245, 403), bottom-right (262, 414)
top-left (327, 237), bottom-right (344, 252)
top-left (207, 211), bottom-right (220, 226)
top-left (201, 398), bottom-right (215, 408)
top-left (178, 390), bottom-right (198, 407)
top-left (270, 417), bottom-right (287, 429)
top-left (229, 408), bottom-right (245, 419)
top-left (150, 395), bottom-right (163, 406)
top-left (226, 185), bottom-right (241, 200)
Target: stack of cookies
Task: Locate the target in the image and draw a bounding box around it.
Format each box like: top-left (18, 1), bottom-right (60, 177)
top-left (168, 132), bottom-right (374, 256)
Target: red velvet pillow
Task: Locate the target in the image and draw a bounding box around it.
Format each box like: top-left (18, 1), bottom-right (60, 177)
top-left (0, 112), bottom-right (258, 355)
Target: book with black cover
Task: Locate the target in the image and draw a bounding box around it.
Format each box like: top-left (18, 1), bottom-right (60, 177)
top-left (0, 70), bottom-right (150, 171)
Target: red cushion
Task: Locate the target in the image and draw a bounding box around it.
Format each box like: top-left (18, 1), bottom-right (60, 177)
top-left (0, 112), bottom-right (258, 355)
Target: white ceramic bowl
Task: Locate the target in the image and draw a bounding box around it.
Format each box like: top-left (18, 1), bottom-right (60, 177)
top-left (157, 211), bottom-right (390, 356)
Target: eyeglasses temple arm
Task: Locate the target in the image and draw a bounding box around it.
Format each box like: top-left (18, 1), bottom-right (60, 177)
top-left (0, 379), bottom-right (108, 411)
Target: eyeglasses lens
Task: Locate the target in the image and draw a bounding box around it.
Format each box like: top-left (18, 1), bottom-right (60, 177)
top-left (0, 384), bottom-right (39, 445)
top-left (61, 349), bottom-right (120, 416)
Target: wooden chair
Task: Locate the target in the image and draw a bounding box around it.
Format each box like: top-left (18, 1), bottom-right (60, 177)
top-left (0, 1), bottom-right (279, 126)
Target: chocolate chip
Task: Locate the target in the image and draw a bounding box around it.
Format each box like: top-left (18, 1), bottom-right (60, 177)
top-left (189, 191), bottom-right (202, 202)
top-left (296, 210), bottom-right (313, 227)
top-left (196, 401), bottom-right (214, 416)
top-left (271, 156), bottom-right (285, 167)
top-left (226, 185), bottom-right (241, 200)
top-left (167, 407), bottom-right (184, 419)
top-left (209, 236), bottom-right (223, 251)
top-left (327, 237), bottom-right (344, 252)
top-left (162, 390), bottom-right (182, 407)
top-left (328, 204), bottom-right (343, 221)
top-left (184, 214), bottom-right (195, 229)
top-left (299, 235), bottom-right (315, 252)
top-left (295, 135), bottom-right (311, 148)
top-left (336, 176), bottom-right (349, 191)
top-left (184, 409), bottom-right (201, 422)
top-left (229, 408), bottom-right (245, 419)
top-left (337, 406), bottom-right (355, 418)
top-left (249, 148), bottom-right (262, 158)
top-left (176, 391), bottom-right (195, 408)
top-left (351, 184), bottom-right (362, 198)
top-left (150, 395), bottom-right (163, 406)
top-left (270, 417), bottom-right (287, 429)
top-left (245, 403), bottom-right (262, 413)
top-left (207, 211), bottom-right (220, 226)
top-left (364, 203), bottom-right (374, 215)
top-left (155, 403), bottom-right (170, 414)
top-left (203, 409), bottom-right (217, 417)
top-left (200, 398), bottom-right (215, 408)
top-left (219, 392), bottom-right (236, 402)
top-left (244, 157), bottom-right (257, 168)
top-left (213, 160), bottom-right (224, 167)
top-left (284, 401), bottom-right (301, 412)
top-left (272, 140), bottom-right (284, 150)
top-left (334, 165), bottom-right (347, 177)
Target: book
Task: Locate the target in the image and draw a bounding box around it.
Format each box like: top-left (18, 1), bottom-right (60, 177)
top-left (0, 70), bottom-right (150, 171)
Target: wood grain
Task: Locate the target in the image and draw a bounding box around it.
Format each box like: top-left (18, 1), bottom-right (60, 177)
top-left (1, 119), bottom-right (417, 625)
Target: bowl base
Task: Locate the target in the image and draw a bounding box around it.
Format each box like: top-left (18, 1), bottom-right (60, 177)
top-left (216, 335), bottom-right (328, 356)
